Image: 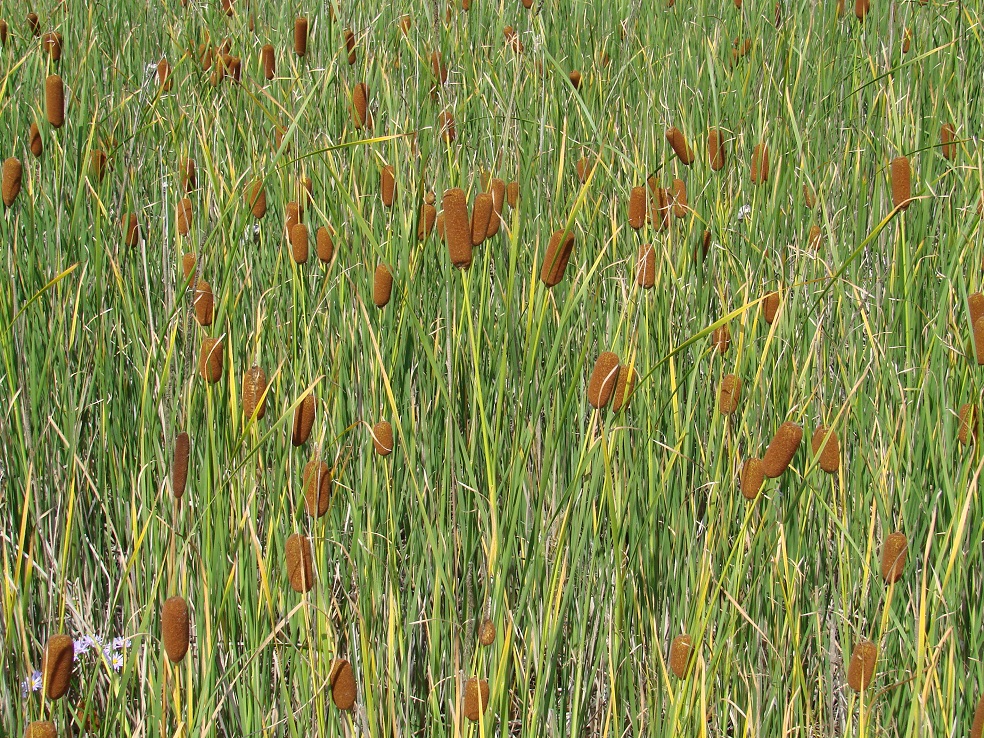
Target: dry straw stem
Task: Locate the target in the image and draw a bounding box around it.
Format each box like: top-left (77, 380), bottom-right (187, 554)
top-left (344, 28), bottom-right (356, 64)
top-left (881, 532), bottom-right (908, 584)
top-left (181, 253), bottom-right (196, 282)
top-left (122, 212), bottom-right (139, 246)
top-left (243, 366), bottom-right (267, 420)
top-left (193, 280), bottom-right (214, 326)
top-left (628, 186), bottom-right (646, 230)
top-left (317, 226), bottom-right (335, 263)
top-left (292, 393), bottom-right (316, 447)
top-left (971, 693), bottom-right (984, 738)
top-left (438, 110), bottom-right (455, 142)
top-left (671, 178), bottom-right (687, 218)
top-left (290, 224), bottom-right (309, 263)
top-left (373, 264), bottom-right (393, 307)
top-left (478, 618), bottom-right (496, 646)
top-left (42, 32), bottom-right (62, 61)
top-left (847, 641), bottom-right (877, 691)
top-left (177, 198), bottom-right (193, 235)
top-left (42, 635), bottom-right (74, 699)
top-left (959, 403), bottom-right (977, 446)
top-left (303, 459), bottom-right (333, 517)
top-left (669, 634), bottom-right (693, 678)
top-left (418, 203), bottom-right (437, 240)
top-left (540, 228), bottom-right (575, 287)
top-left (588, 352), bottom-right (621, 409)
top-left (294, 17), bottom-right (308, 56)
top-left (25, 722), bottom-right (56, 738)
top-left (506, 181), bottom-right (519, 208)
top-left (161, 596), bottom-right (190, 662)
top-left (330, 659), bottom-right (357, 709)
top-left (171, 432), bottom-right (189, 498)
top-left (763, 291), bottom-right (780, 324)
top-left (810, 425), bottom-right (840, 473)
top-left (636, 244), bottom-right (655, 288)
top-left (762, 422), bottom-right (803, 477)
top-left (855, 0), bottom-right (870, 21)
top-left (975, 316), bottom-right (984, 365)
top-left (29, 123), bottom-right (43, 157)
top-left (740, 459), bottom-right (764, 500)
top-left (46, 75), bottom-right (65, 127)
top-left (352, 82), bottom-right (371, 130)
top-left (182, 158), bottom-right (197, 190)
top-left (381, 165), bottom-right (396, 207)
top-left (891, 156), bottom-right (912, 210)
top-left (750, 143), bottom-right (769, 184)
top-left (463, 677), bottom-right (490, 721)
top-left (443, 188), bottom-right (472, 268)
top-left (665, 127), bottom-right (694, 165)
top-left (712, 324), bottom-right (731, 354)
top-left (708, 128), bottom-right (725, 171)
top-left (611, 366), bottom-right (636, 413)
top-left (471, 193), bottom-right (493, 245)
top-left (718, 374), bottom-right (741, 415)
top-left (285, 533), bottom-right (315, 592)
top-left (261, 44), bottom-right (275, 79)
top-left (372, 420), bottom-right (394, 456)
top-left (199, 338), bottom-right (223, 383)
top-left (940, 123), bottom-right (956, 161)
top-left (2, 158), bottom-right (23, 207)
top-left (246, 180), bottom-right (267, 218)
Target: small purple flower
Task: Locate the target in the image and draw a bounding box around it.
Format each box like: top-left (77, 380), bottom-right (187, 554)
top-left (74, 635), bottom-right (93, 655)
top-left (110, 652), bottom-right (123, 672)
top-left (112, 637), bottom-right (127, 651)
top-left (21, 669), bottom-right (43, 696)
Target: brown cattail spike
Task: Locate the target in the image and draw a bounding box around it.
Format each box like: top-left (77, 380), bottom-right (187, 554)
top-left (122, 212), bottom-right (139, 246)
top-left (708, 128), bottom-right (725, 171)
top-left (0, 20), bottom-right (8, 46)
top-left (344, 28), bottom-right (356, 64)
top-left (666, 127), bottom-right (694, 165)
top-left (669, 634), bottom-right (693, 678)
top-left (487, 178), bottom-right (506, 237)
top-left (42, 635), bottom-right (74, 699)
top-left (506, 181), bottom-right (519, 208)
top-left (970, 293), bottom-right (984, 327)
top-left (372, 421), bottom-right (393, 456)
top-left (285, 534), bottom-right (315, 592)
top-left (373, 264), bottom-right (393, 308)
top-left (891, 156), bottom-right (912, 211)
top-left (27, 13), bottom-right (40, 35)
top-left (42, 32), bottom-right (62, 61)
top-left (317, 226), bottom-right (335, 263)
top-left (172, 432), bottom-right (190, 497)
top-left (628, 186), bottom-right (646, 230)
top-left (381, 165), bottom-right (395, 207)
top-left (751, 143), bottom-right (769, 184)
top-left (471, 193), bottom-right (493, 246)
top-left (243, 366), bottom-right (267, 420)
top-left (29, 123), bottom-right (43, 158)
top-left (855, 0), bottom-right (870, 21)
top-left (89, 150), bottom-right (108, 182)
top-left (902, 28), bottom-right (912, 54)
top-left (478, 618), bottom-right (496, 646)
top-left (2, 158), bottom-right (23, 208)
top-left (182, 159), bottom-right (197, 190)
top-left (881, 532), bottom-right (907, 584)
top-left (352, 83), bottom-right (371, 130)
top-left (762, 422), bottom-right (803, 477)
top-left (719, 374), bottom-right (741, 415)
top-left (740, 459), bottom-right (765, 500)
top-left (430, 51), bottom-right (448, 84)
top-left (438, 110), bottom-right (455, 142)
top-left (199, 338), bottom-right (223, 383)
top-left (671, 178), bottom-right (687, 218)
top-left (971, 693), bottom-right (984, 738)
top-left (847, 641), bottom-right (877, 691)
top-left (25, 722), bottom-right (57, 738)
top-left (763, 291), bottom-right (780, 324)
top-left (193, 281), bottom-right (214, 326)
top-left (651, 187), bottom-right (670, 231)
top-left (975, 316), bottom-right (984, 365)
top-left (540, 228), bottom-right (575, 287)
top-left (157, 58), bottom-right (172, 90)
top-left (808, 225), bottom-right (823, 251)
top-left (418, 203), bottom-right (437, 240)
top-left (444, 188), bottom-right (472, 268)
top-left (246, 180), bottom-right (267, 219)
top-left (588, 352), bottom-right (620, 409)
top-left (636, 244), bottom-right (655, 288)
top-left (811, 425), bottom-right (840, 473)
top-left (569, 70), bottom-right (582, 89)
top-left (181, 253), bottom-right (196, 282)
top-left (261, 44), bottom-right (275, 79)
top-left (330, 659), bottom-right (357, 709)
top-left (292, 394), bottom-right (316, 446)
top-left (712, 324), bottom-right (731, 354)
top-left (290, 224), bottom-right (309, 264)
top-left (303, 459), bottom-right (332, 517)
top-left (294, 17), bottom-right (308, 56)
top-left (941, 123), bottom-right (956, 161)
top-left (959, 403), bottom-right (977, 446)
top-left (46, 75), bottom-right (65, 128)
top-left (463, 678), bottom-right (490, 721)
top-left (161, 596), bottom-right (190, 662)
top-left (177, 198), bottom-right (193, 235)
top-left (611, 366), bottom-right (636, 412)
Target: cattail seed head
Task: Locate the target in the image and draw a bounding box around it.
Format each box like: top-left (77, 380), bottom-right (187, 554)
top-left (540, 228), bottom-right (575, 287)
top-left (2, 158), bottom-right (23, 208)
top-left (418, 203), bottom-right (437, 240)
top-left (199, 338), bottom-right (223, 383)
top-left (317, 226), bottom-right (335, 263)
top-left (25, 721), bottom-right (57, 738)
top-left (372, 420), bottom-right (393, 456)
top-left (352, 82), bottom-right (371, 130)
top-left (292, 394), bottom-right (316, 446)
top-left (438, 110), bottom-right (455, 142)
top-left (891, 156), bottom-right (912, 211)
top-left (303, 459), bottom-right (332, 517)
top-left (27, 12), bottom-right (40, 35)
top-left (478, 618), bottom-right (496, 646)
top-left (161, 596), bottom-right (190, 662)
top-left (373, 264), bottom-right (393, 307)
top-left (285, 533), bottom-right (315, 592)
top-left (89, 150), bottom-right (108, 182)
top-left (941, 123), bottom-right (956, 160)
top-left (430, 50), bottom-right (448, 84)
top-left (487, 178), bottom-right (505, 237)
top-left (172, 432), bottom-right (189, 498)
top-left (847, 641), bottom-right (877, 691)
top-left (444, 188), bottom-right (472, 268)
top-left (463, 677), bottom-right (490, 721)
top-left (959, 403), bottom-right (977, 446)
top-left (855, 0), bottom-right (870, 21)
top-left (763, 291), bottom-right (780, 324)
top-left (42, 32), bottom-right (62, 61)
top-left (222, 0), bottom-right (235, 15)
top-left (718, 374), bottom-right (741, 415)
top-left (665, 127), bottom-right (694, 165)
top-left (182, 158), bottom-right (197, 190)
top-left (708, 128), bottom-right (725, 171)
top-left (671, 178), bottom-right (687, 218)
top-left (762, 422), bottom-right (803, 477)
top-left (506, 181), bottom-right (519, 208)
top-left (881, 532), bottom-right (907, 584)
top-left (740, 458), bottom-right (764, 499)
top-left (712, 324), bottom-right (731, 354)
top-left (29, 122), bottom-right (43, 158)
top-left (157, 58), bottom-right (172, 90)
top-left (261, 44), bottom-right (275, 79)
top-left (969, 293), bottom-right (984, 327)
top-left (669, 634), bottom-right (693, 678)
top-left (177, 197), bottom-right (193, 235)
top-left (588, 352), bottom-right (620, 409)
top-left (636, 244), bottom-right (656, 288)
top-left (436, 212), bottom-right (446, 240)
top-left (0, 20), bottom-right (7, 46)
top-left (471, 193), bottom-right (493, 245)
top-left (628, 186), bottom-right (646, 230)
top-left (650, 187), bottom-right (670, 231)
top-left (376, 165), bottom-right (396, 208)
top-left (575, 157), bottom-right (595, 183)
top-left (344, 28), bottom-right (356, 64)
top-left (285, 201), bottom-right (301, 234)
top-left (810, 425), bottom-right (840, 473)
top-left (246, 180), bottom-right (266, 219)
top-left (243, 366), bottom-right (267, 420)
top-left (290, 224), bottom-right (309, 263)
top-left (330, 659), bottom-right (357, 710)
top-left (46, 75), bottom-right (65, 128)
top-left (975, 316), bottom-right (984, 365)
top-left (122, 212), bottom-right (139, 246)
top-left (803, 184), bottom-right (816, 208)
top-left (611, 365), bottom-right (636, 413)
top-left (971, 693), bottom-right (984, 738)
top-left (193, 281), bottom-right (214, 326)
top-left (750, 143), bottom-right (769, 184)
top-left (42, 635), bottom-right (74, 699)
top-left (568, 70), bottom-right (582, 89)
top-left (808, 224), bottom-right (823, 251)
top-left (399, 14), bottom-right (412, 34)
top-left (294, 17), bottom-right (308, 56)
top-left (181, 253), bottom-right (197, 282)
top-left (902, 28), bottom-right (912, 54)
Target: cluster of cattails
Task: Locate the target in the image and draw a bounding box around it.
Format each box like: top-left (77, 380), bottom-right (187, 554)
top-left (463, 677), bottom-right (490, 721)
top-left (846, 641), bottom-right (877, 691)
top-left (46, 75), bottom-right (64, 127)
top-left (330, 659), bottom-right (357, 709)
top-left (42, 635), bottom-right (74, 699)
top-left (371, 420), bottom-right (393, 456)
top-left (303, 459), bottom-right (333, 517)
top-left (285, 533), bottom-right (314, 592)
top-left (2, 157), bottom-right (22, 207)
top-left (162, 596), bottom-right (190, 662)
top-left (292, 393), bottom-right (316, 446)
top-left (669, 634), bottom-right (693, 678)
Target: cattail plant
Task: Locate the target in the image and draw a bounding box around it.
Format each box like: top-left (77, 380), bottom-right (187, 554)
top-left (763, 291), bottom-right (779, 324)
top-left (261, 44), bottom-right (275, 79)
top-left (29, 122), bottom-right (43, 157)
top-left (975, 317), bottom-right (984, 365)
top-left (199, 338), bottom-right (223, 383)
top-left (750, 143), bottom-right (769, 184)
top-left (157, 58), bottom-right (172, 90)
top-left (740, 458), bottom-right (764, 499)
top-left (352, 82), bottom-right (371, 130)
top-left (569, 70), bottom-right (582, 89)
top-left (807, 225), bottom-right (822, 251)
top-left (969, 293), bottom-right (984, 327)
top-left (0, 20), bottom-right (7, 45)
top-left (847, 641), bottom-right (877, 691)
top-left (444, 188), bottom-right (472, 268)
top-left (27, 12), bottom-right (40, 35)
top-left (380, 165), bottom-right (396, 207)
top-left (89, 150), bottom-right (108, 182)
top-left (855, 0), bottom-right (870, 21)
top-left (181, 253), bottom-right (196, 282)
top-left (122, 212), bottom-right (139, 246)
top-left (243, 366), bottom-right (267, 420)
top-left (418, 202), bottom-right (437, 240)
top-left (286, 201), bottom-right (301, 234)
top-left (671, 178), bottom-right (687, 218)
top-left (182, 158), bottom-right (197, 190)
top-left (46, 75), bottom-right (65, 127)
top-left (575, 156), bottom-right (594, 184)
top-left (161, 596), bottom-right (190, 662)
top-left (372, 420), bottom-right (393, 456)
top-left (941, 123), bottom-right (956, 160)
top-left (718, 374), bottom-right (741, 415)
top-left (540, 228), bottom-right (575, 287)
top-left (373, 264), bottom-right (393, 307)
top-left (292, 393), bottom-right (316, 446)
top-left (430, 50), bottom-right (448, 84)
top-left (636, 244), bottom-right (655, 288)
top-left (650, 186), bottom-right (670, 231)
top-left (344, 28), bottom-right (356, 64)
top-left (2, 158), bottom-right (22, 207)
top-left (694, 229), bottom-right (711, 262)
top-left (971, 693), bottom-right (984, 738)
top-left (177, 197), bottom-right (192, 235)
top-left (317, 226), bottom-right (335, 262)
top-left (246, 180), bottom-right (266, 219)
top-left (25, 722), bottom-right (56, 738)
top-left (478, 618), bottom-right (496, 646)
top-left (285, 533), bottom-right (315, 592)
top-left (399, 14), bottom-right (412, 34)
top-left (303, 459), bottom-right (332, 517)
top-left (712, 324), bottom-right (731, 354)
top-left (294, 17), bottom-right (308, 56)
top-left (762, 422), bottom-right (802, 477)
top-left (891, 156), bottom-right (911, 210)
top-left (507, 181), bottom-right (519, 208)
top-left (487, 178), bottom-right (505, 237)
top-left (330, 659), bottom-right (357, 710)
top-left (611, 366), bottom-right (635, 412)
top-left (172, 432), bottom-right (189, 497)
top-left (41, 635), bottom-right (74, 699)
top-left (290, 224), bottom-right (309, 263)
top-left (628, 186), bottom-right (646, 230)
top-left (708, 128), bottom-right (725, 170)
top-left (42, 32), bottom-right (62, 61)
top-left (959, 403), bottom-right (977, 446)
top-left (438, 110), bottom-right (455, 142)
top-left (669, 634), bottom-right (693, 678)
top-left (803, 184), bottom-right (816, 208)
top-left (811, 425), bottom-right (840, 473)
top-left (881, 532), bottom-right (907, 583)
top-left (588, 352), bottom-right (620, 409)
top-left (193, 280), bottom-right (214, 326)
top-left (463, 677), bottom-right (490, 721)
top-left (436, 212), bottom-right (446, 240)
top-left (471, 193), bottom-right (493, 246)
top-left (902, 28), bottom-right (912, 53)
top-left (665, 127), bottom-right (694, 165)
